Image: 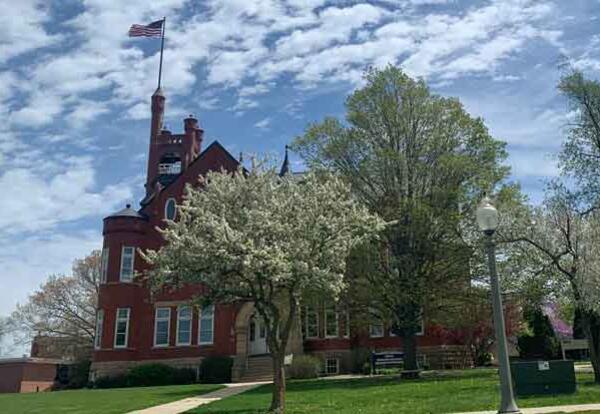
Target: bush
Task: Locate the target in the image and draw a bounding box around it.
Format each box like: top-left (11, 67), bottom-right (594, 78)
top-left (287, 355), bottom-right (321, 379)
top-left (518, 306), bottom-right (561, 360)
top-left (68, 359), bottom-right (92, 389)
top-left (94, 363), bottom-right (196, 389)
top-left (94, 374), bottom-right (129, 389)
top-left (200, 356), bottom-right (233, 384)
top-left (518, 335), bottom-right (560, 360)
top-left (127, 363), bottom-right (195, 387)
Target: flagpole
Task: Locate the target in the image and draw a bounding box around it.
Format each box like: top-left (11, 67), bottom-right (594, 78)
top-left (157, 17), bottom-right (166, 89)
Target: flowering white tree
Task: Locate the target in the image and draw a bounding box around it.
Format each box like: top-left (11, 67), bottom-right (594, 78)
top-left (505, 185), bottom-right (600, 382)
top-left (143, 165), bottom-right (385, 413)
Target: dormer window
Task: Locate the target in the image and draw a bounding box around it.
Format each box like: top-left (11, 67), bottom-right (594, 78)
top-left (165, 198), bottom-right (177, 221)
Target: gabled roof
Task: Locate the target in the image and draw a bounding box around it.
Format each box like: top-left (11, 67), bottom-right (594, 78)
top-left (139, 140), bottom-right (243, 210)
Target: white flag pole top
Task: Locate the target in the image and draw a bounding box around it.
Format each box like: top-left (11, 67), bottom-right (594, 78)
top-left (157, 17), bottom-right (166, 89)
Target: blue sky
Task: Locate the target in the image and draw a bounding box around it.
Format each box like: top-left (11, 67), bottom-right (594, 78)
top-left (1, 0), bottom-right (599, 353)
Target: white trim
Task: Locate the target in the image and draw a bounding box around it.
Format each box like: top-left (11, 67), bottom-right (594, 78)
top-left (94, 310), bottom-right (104, 349)
top-left (164, 198), bottom-right (177, 221)
top-left (153, 307), bottom-right (171, 347)
top-left (176, 305), bottom-right (192, 346)
top-left (343, 311), bottom-right (350, 338)
top-left (325, 358), bottom-right (339, 375)
top-left (305, 305), bottom-right (319, 339)
top-left (114, 308), bottom-right (130, 348)
top-left (324, 303), bottom-right (339, 338)
top-left (119, 246), bottom-right (135, 282)
top-left (198, 305), bottom-right (214, 345)
top-left (100, 248), bottom-right (109, 284)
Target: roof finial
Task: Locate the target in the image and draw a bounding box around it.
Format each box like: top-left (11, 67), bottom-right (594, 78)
top-left (279, 144), bottom-right (290, 176)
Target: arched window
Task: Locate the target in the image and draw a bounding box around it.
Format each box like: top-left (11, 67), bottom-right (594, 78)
top-left (165, 198), bottom-right (176, 220)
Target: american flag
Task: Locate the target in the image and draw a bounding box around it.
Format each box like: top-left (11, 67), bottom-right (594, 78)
top-left (128, 19), bottom-right (164, 38)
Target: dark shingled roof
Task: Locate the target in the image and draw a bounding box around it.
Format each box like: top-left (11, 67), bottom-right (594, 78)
top-left (107, 204), bottom-right (145, 219)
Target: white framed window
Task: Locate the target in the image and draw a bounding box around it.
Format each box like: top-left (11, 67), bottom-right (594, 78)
top-left (164, 198), bottom-right (177, 221)
top-left (177, 306), bottom-right (192, 346)
top-left (305, 306), bottom-right (319, 339)
top-left (154, 307), bottom-right (171, 347)
top-left (343, 310), bottom-right (350, 338)
top-left (100, 248), bottom-right (109, 284)
top-left (325, 303), bottom-right (338, 338)
top-left (325, 358), bottom-right (339, 375)
top-left (94, 310), bottom-right (104, 349)
top-left (199, 305), bottom-right (214, 345)
top-left (114, 308), bottom-right (130, 348)
top-left (369, 308), bottom-right (384, 338)
top-left (120, 246), bottom-right (135, 282)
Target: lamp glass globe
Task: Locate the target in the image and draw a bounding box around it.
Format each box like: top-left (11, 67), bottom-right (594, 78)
top-left (476, 197), bottom-right (499, 232)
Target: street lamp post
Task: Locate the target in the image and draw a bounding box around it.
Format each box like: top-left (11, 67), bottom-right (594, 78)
top-left (476, 197), bottom-right (520, 414)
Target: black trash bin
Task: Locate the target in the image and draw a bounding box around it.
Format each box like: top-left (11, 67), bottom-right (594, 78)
top-left (511, 360), bottom-right (576, 396)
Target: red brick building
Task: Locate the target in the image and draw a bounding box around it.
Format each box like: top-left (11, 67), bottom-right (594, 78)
top-left (0, 358), bottom-right (64, 393)
top-left (90, 88), bottom-right (469, 382)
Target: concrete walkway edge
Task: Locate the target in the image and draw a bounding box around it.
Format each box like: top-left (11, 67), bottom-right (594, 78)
top-left (452, 402), bottom-right (600, 414)
top-left (127, 381), bottom-right (271, 414)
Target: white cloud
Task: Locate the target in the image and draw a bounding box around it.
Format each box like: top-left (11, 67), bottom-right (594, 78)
top-left (254, 117), bottom-right (271, 129)
top-left (0, 157), bottom-right (132, 235)
top-left (274, 4), bottom-right (387, 58)
top-left (0, 0), bottom-right (59, 63)
top-left (66, 100), bottom-right (110, 128)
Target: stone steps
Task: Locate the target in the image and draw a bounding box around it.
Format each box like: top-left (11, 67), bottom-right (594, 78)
top-left (239, 355), bottom-right (273, 383)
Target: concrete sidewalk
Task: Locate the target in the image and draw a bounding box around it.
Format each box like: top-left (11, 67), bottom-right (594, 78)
top-left (127, 381), bottom-right (271, 414)
top-left (452, 402), bottom-right (600, 414)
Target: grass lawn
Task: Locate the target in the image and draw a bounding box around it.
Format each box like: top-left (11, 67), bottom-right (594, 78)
top-left (188, 369), bottom-right (600, 414)
top-left (0, 383), bottom-right (223, 414)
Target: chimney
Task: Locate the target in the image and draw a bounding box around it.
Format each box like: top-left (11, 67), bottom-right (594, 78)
top-left (183, 114), bottom-right (203, 169)
top-left (146, 88), bottom-right (166, 194)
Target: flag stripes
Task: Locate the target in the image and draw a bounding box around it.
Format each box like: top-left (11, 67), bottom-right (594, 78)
top-left (128, 20), bottom-right (164, 38)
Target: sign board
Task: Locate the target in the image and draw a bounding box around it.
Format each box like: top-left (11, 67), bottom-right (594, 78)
top-left (537, 361), bottom-right (550, 371)
top-left (561, 339), bottom-right (589, 351)
top-left (284, 354), bottom-right (293, 366)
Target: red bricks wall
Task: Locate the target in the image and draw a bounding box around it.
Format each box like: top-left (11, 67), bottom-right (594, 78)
top-left (0, 363), bottom-right (23, 393)
top-left (94, 142), bottom-right (241, 367)
top-left (0, 362), bottom-right (57, 394)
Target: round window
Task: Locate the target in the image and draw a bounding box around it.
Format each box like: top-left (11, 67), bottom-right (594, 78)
top-left (165, 198), bottom-right (177, 220)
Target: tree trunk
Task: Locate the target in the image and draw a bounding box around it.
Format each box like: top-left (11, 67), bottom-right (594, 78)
top-left (270, 351), bottom-right (286, 413)
top-left (582, 311), bottom-right (600, 383)
top-left (401, 332), bottom-right (420, 379)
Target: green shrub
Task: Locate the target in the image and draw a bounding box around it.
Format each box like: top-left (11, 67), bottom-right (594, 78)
top-left (67, 359), bottom-right (92, 389)
top-left (128, 364), bottom-right (174, 387)
top-left (200, 356), bottom-right (233, 383)
top-left (518, 306), bottom-right (561, 360)
top-left (94, 374), bottom-right (129, 389)
top-left (287, 355), bottom-right (321, 379)
top-left (94, 364), bottom-right (196, 389)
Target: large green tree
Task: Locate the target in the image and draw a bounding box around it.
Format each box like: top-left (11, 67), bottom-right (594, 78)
top-left (292, 66), bottom-right (511, 372)
top-left (143, 165), bottom-right (384, 414)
